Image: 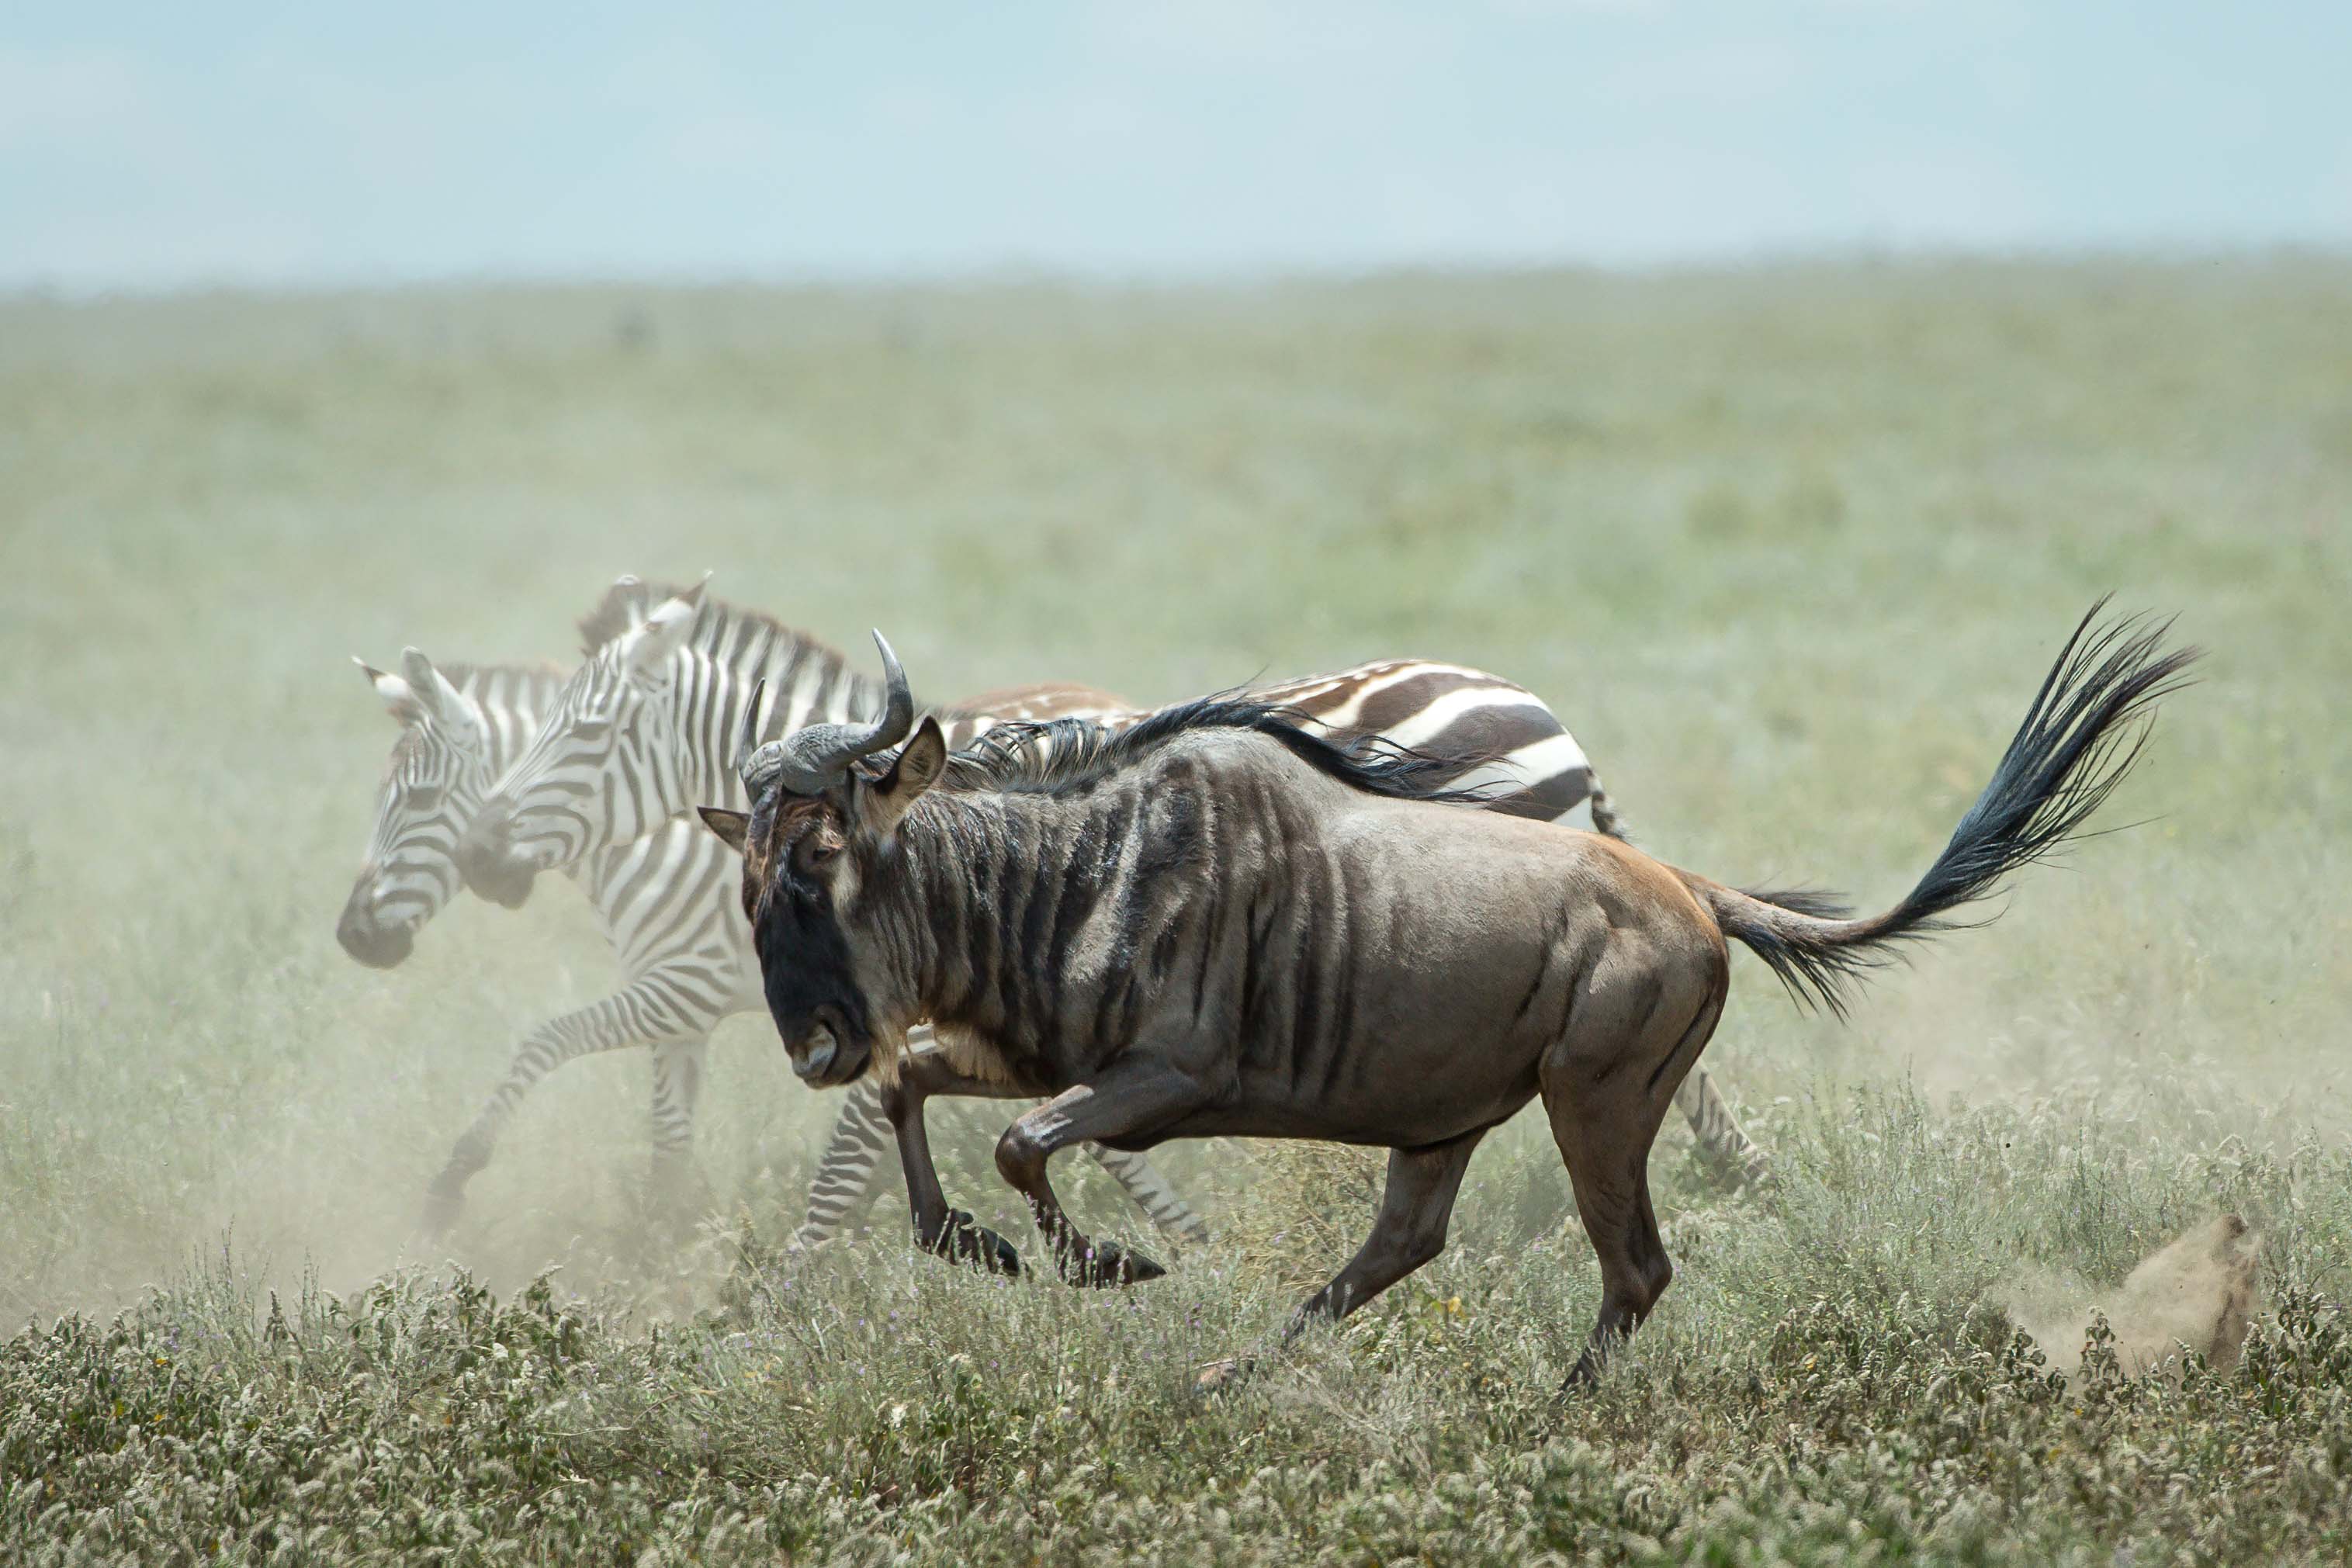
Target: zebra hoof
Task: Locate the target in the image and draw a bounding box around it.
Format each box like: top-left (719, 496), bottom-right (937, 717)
top-left (1062, 1241), bottom-right (1165, 1288)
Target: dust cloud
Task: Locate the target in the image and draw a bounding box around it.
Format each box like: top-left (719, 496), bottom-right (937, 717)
top-left (2003, 1214), bottom-right (2260, 1383)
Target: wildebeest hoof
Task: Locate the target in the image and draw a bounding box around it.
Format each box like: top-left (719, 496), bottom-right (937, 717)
top-left (926, 1210), bottom-right (1024, 1276)
top-left (1193, 1355), bottom-right (1262, 1396)
top-left (1557, 1352), bottom-right (1606, 1397)
top-left (1061, 1240), bottom-right (1165, 1288)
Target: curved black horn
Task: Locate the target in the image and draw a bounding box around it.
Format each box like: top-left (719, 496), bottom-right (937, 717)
top-left (735, 678), bottom-right (769, 792)
top-left (738, 631), bottom-right (919, 798)
top-left (861, 632), bottom-right (914, 756)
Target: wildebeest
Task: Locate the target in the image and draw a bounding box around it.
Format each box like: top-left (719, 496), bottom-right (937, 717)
top-left (450, 579), bottom-right (1775, 1260)
top-left (701, 606), bottom-right (2193, 1389)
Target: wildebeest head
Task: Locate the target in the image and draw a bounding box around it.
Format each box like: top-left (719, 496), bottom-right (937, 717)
top-left (698, 632), bottom-right (946, 1087)
top-left (339, 648), bottom-right (521, 969)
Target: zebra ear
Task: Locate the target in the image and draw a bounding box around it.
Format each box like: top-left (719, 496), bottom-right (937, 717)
top-left (698, 806), bottom-right (753, 856)
top-left (399, 648), bottom-right (480, 742)
top-left (622, 590), bottom-right (701, 680)
top-left (357, 656), bottom-right (426, 726)
top-left (863, 716), bottom-right (947, 839)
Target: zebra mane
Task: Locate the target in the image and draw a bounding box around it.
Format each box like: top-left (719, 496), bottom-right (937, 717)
top-left (576, 580), bottom-right (889, 715)
top-left (577, 578), bottom-right (687, 654)
top-left (934, 696), bottom-right (1507, 806)
top-left (439, 659), bottom-right (567, 700)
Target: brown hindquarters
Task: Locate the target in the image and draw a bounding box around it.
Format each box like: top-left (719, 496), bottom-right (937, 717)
top-left (1536, 839), bottom-right (1733, 1386)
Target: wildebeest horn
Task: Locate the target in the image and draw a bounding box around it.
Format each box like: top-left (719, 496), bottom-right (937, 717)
top-left (735, 678), bottom-right (769, 792)
top-left (737, 632), bottom-right (916, 799)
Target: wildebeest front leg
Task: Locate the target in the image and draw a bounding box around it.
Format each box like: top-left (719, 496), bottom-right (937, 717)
top-left (994, 1063), bottom-right (1206, 1287)
top-left (1197, 1127), bottom-right (1487, 1393)
top-left (880, 1049), bottom-right (1037, 1276)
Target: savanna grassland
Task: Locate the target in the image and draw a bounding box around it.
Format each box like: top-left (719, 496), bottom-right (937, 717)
top-left (2, 259), bottom-right (2348, 1564)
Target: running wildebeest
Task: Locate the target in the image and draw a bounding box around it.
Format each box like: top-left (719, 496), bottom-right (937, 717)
top-left (701, 606), bottom-right (2194, 1390)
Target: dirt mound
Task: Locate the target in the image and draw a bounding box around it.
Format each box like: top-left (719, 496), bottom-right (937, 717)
top-left (2004, 1214), bottom-right (2260, 1383)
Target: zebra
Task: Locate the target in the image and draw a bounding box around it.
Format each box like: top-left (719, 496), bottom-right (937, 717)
top-left (338, 590), bottom-right (1209, 1241)
top-left (452, 578), bottom-right (1772, 1247)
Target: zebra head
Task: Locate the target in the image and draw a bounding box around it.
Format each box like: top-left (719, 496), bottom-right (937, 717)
top-left (339, 649), bottom-right (514, 968)
top-left (699, 632), bottom-right (936, 1086)
top-left (457, 579), bottom-right (706, 896)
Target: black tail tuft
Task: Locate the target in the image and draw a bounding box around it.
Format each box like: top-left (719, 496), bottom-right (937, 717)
top-left (1896, 601), bottom-right (2198, 933)
top-left (1710, 601), bottom-right (2198, 1019)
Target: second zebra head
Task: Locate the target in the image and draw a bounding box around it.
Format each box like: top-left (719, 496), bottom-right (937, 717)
top-left (456, 579), bottom-right (716, 895)
top-left (340, 649), bottom-right (546, 967)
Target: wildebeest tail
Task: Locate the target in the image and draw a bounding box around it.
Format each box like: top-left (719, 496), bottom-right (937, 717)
top-left (1685, 602), bottom-right (2198, 1018)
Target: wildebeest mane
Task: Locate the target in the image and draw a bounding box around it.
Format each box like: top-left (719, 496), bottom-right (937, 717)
top-left (934, 694), bottom-right (1510, 805)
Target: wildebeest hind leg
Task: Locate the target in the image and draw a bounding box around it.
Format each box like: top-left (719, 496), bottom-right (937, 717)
top-left (1197, 1126), bottom-right (1488, 1395)
top-left (1546, 985), bottom-right (1723, 1391)
top-left (994, 1061), bottom-right (1206, 1287)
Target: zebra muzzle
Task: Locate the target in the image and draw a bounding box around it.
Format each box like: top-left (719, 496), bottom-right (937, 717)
top-left (336, 897), bottom-right (415, 968)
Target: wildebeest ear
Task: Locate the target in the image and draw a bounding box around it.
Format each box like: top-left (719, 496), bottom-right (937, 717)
top-left (864, 715), bottom-right (947, 838)
top-left (697, 806), bottom-right (752, 855)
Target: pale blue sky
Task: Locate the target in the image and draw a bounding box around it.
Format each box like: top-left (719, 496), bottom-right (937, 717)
top-left (5, 2), bottom-right (2347, 292)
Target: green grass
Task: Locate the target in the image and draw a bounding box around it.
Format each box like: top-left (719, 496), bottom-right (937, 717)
top-left (3, 257), bottom-right (2349, 1563)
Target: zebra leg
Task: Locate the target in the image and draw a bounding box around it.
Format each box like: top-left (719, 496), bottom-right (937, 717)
top-left (648, 1037), bottom-right (712, 1227)
top-left (422, 978), bottom-right (715, 1237)
top-left (1084, 1144), bottom-right (1211, 1244)
top-left (1674, 1065), bottom-right (1772, 1187)
top-left (792, 1078), bottom-right (897, 1248)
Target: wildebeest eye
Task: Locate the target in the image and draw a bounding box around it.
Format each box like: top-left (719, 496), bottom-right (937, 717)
top-left (794, 823), bottom-right (847, 874)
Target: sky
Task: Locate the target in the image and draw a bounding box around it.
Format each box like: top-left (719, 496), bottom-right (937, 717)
top-left (4, 2), bottom-right (2348, 292)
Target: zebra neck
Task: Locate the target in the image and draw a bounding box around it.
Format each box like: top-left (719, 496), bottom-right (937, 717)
top-left (451, 665), bottom-right (564, 777)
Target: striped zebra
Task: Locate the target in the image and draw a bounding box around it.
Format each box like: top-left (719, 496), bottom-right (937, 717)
top-left (338, 645), bottom-right (746, 1234)
top-left (338, 591), bottom-right (1207, 1240)
top-left (454, 579), bottom-right (1771, 1245)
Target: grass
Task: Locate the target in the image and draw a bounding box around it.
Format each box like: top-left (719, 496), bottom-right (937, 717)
top-left (2, 256), bottom-right (2349, 1563)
